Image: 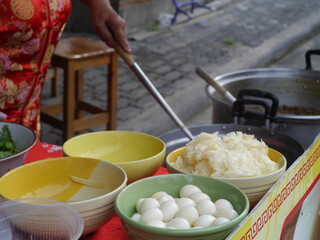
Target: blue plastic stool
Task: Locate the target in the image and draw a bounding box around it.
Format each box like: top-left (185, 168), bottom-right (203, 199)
top-left (171, 0), bottom-right (211, 25)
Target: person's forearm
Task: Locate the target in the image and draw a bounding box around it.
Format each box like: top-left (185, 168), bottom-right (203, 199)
top-left (76, 0), bottom-right (131, 53)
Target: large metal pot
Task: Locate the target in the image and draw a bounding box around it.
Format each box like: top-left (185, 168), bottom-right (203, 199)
top-left (205, 51), bottom-right (320, 149)
top-left (158, 124), bottom-right (305, 168)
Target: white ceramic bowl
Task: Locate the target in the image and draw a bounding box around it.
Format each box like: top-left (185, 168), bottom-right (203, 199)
top-left (0, 122), bottom-right (36, 177)
top-left (0, 157), bottom-right (127, 236)
top-left (166, 147), bottom-right (287, 208)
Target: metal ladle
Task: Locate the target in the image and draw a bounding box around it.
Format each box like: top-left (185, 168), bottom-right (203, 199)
top-left (195, 67), bottom-right (236, 104)
top-left (113, 43), bottom-right (194, 140)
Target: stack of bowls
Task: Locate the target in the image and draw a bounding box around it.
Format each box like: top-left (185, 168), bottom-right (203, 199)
top-left (0, 157), bottom-right (127, 236)
top-left (166, 146), bottom-right (287, 208)
top-left (63, 131), bottom-right (166, 183)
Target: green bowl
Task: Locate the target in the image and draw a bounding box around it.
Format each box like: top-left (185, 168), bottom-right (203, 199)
top-left (115, 174), bottom-right (249, 240)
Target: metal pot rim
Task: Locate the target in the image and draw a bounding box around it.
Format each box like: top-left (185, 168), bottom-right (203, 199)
top-left (206, 67), bottom-right (320, 120)
top-left (215, 67), bottom-right (320, 82)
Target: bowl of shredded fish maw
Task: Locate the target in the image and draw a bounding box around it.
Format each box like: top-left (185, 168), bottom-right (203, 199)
top-left (166, 131), bottom-right (287, 208)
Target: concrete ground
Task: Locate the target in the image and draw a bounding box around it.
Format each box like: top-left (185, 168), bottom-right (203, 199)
top-left (40, 0), bottom-right (320, 146)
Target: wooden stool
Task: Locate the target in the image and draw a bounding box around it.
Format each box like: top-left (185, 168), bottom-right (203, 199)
top-left (41, 37), bottom-right (118, 141)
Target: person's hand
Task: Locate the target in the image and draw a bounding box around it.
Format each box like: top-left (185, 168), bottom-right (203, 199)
top-left (82, 0), bottom-right (131, 53)
top-left (0, 112), bottom-right (7, 120)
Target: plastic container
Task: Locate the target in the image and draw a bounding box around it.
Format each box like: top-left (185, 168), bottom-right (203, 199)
top-left (0, 198), bottom-right (84, 240)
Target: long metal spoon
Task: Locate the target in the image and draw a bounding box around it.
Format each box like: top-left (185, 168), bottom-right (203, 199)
top-left (113, 43), bottom-right (194, 140)
top-left (195, 67), bottom-right (236, 104)
top-left (70, 175), bottom-right (105, 188)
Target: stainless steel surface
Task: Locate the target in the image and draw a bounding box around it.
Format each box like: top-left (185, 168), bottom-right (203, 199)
top-left (196, 67), bottom-right (236, 104)
top-left (205, 67), bottom-right (320, 149)
top-left (131, 63), bottom-right (194, 140)
top-left (158, 124), bottom-right (305, 168)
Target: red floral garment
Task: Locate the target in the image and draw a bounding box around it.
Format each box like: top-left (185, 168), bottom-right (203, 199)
top-left (0, 0), bottom-right (71, 138)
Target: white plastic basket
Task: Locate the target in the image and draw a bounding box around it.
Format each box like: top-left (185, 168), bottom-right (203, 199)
top-left (0, 198), bottom-right (84, 240)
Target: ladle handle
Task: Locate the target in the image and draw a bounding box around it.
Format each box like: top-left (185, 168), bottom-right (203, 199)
top-left (196, 67), bottom-right (236, 104)
top-left (113, 42), bottom-right (194, 140)
top-left (113, 42), bottom-right (135, 66)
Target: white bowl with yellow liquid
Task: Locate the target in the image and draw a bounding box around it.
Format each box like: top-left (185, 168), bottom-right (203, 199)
top-left (0, 157), bottom-right (127, 236)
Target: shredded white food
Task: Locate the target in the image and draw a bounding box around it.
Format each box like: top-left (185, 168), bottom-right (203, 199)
top-left (171, 131), bottom-right (280, 178)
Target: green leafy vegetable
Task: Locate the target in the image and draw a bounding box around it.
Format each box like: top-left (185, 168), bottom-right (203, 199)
top-left (0, 125), bottom-right (19, 158)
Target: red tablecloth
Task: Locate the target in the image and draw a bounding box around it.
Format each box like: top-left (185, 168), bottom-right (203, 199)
top-left (24, 142), bottom-right (169, 240)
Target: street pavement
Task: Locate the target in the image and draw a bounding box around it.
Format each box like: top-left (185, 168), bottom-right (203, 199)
top-left (40, 0), bottom-right (320, 145)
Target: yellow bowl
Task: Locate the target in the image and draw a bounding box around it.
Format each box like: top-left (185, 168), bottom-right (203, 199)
top-left (0, 157), bottom-right (127, 236)
top-left (166, 147), bottom-right (287, 208)
top-left (62, 131), bottom-right (166, 183)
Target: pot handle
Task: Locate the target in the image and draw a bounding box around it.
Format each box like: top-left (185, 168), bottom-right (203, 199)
top-left (236, 89), bottom-right (279, 118)
top-left (232, 98), bottom-right (272, 128)
top-left (305, 49), bottom-right (320, 70)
